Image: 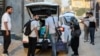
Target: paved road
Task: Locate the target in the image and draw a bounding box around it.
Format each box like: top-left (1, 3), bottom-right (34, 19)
top-left (0, 23), bottom-right (100, 56)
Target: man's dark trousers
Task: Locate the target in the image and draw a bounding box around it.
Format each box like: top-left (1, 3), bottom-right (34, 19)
top-left (2, 30), bottom-right (11, 54)
top-left (71, 37), bottom-right (79, 55)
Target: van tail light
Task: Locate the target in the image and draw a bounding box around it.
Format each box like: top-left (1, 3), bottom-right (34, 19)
top-left (59, 27), bottom-right (64, 32)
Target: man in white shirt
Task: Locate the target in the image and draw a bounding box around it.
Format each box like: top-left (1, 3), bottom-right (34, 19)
top-left (1, 6), bottom-right (13, 56)
top-left (27, 14), bottom-right (39, 56)
top-left (45, 12), bottom-right (58, 56)
top-left (36, 20), bottom-right (40, 30)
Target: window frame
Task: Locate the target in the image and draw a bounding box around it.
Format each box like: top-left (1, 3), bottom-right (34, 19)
top-left (0, 0), bottom-right (5, 24)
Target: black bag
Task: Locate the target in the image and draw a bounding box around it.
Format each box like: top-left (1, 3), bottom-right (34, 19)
top-left (71, 29), bottom-right (81, 38)
top-left (52, 17), bottom-right (62, 36)
top-left (71, 22), bottom-right (81, 38)
top-left (55, 27), bottom-right (62, 36)
top-left (41, 38), bottom-right (49, 50)
top-left (23, 20), bottom-right (32, 36)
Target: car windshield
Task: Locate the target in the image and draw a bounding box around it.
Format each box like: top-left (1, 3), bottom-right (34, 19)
top-left (61, 16), bottom-right (78, 25)
top-left (64, 16), bottom-right (72, 22)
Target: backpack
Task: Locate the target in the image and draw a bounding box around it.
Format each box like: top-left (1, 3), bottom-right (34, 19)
top-left (71, 22), bottom-right (81, 38)
top-left (23, 20), bottom-right (32, 36)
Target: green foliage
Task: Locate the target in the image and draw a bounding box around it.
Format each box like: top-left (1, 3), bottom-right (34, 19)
top-left (73, 8), bottom-right (90, 16)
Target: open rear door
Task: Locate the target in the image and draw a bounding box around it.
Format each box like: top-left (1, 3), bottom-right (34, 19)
top-left (25, 2), bottom-right (59, 19)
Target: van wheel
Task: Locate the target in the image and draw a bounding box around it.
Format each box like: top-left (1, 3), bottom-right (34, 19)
top-left (23, 43), bottom-right (28, 48)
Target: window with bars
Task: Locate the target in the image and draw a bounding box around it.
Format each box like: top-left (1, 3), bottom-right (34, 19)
top-left (0, 0), bottom-right (5, 24)
top-left (25, 0), bottom-right (44, 2)
top-left (85, 0), bottom-right (91, 1)
top-left (74, 0), bottom-right (82, 1)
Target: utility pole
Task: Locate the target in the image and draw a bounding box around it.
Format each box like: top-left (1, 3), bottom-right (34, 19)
top-left (93, 0), bottom-right (100, 27)
top-left (96, 2), bottom-right (100, 27)
top-left (22, 0), bottom-right (24, 32)
top-left (93, 0), bottom-right (96, 17)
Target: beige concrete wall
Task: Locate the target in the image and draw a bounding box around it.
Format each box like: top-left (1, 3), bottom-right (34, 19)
top-left (6, 0), bottom-right (23, 36)
top-left (71, 0), bottom-right (90, 8)
top-left (5, 0), bottom-right (44, 36)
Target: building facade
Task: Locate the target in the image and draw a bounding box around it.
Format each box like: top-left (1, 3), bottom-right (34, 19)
top-left (5, 0), bottom-right (24, 37)
top-left (0, 0), bottom-right (44, 37)
top-left (0, 0), bottom-right (5, 24)
top-left (71, 0), bottom-right (91, 8)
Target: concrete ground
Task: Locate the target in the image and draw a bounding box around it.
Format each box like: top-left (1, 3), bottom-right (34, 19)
top-left (0, 23), bottom-right (100, 56)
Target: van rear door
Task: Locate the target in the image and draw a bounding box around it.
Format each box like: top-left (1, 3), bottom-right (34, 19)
top-left (25, 2), bottom-right (59, 17)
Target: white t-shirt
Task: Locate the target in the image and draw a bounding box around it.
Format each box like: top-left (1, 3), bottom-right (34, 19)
top-left (36, 21), bottom-right (40, 30)
top-left (29, 20), bottom-right (38, 37)
top-left (45, 16), bottom-right (58, 34)
top-left (89, 16), bottom-right (96, 22)
top-left (1, 13), bottom-right (11, 30)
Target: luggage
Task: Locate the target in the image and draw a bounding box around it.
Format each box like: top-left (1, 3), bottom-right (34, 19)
top-left (56, 37), bottom-right (66, 52)
top-left (41, 38), bottom-right (49, 50)
top-left (40, 26), bottom-right (46, 37)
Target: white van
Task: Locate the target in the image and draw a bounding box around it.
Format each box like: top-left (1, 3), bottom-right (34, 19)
top-left (23, 2), bottom-right (59, 48)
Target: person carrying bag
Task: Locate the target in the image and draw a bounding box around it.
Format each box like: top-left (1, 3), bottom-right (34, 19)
top-left (52, 16), bottom-right (66, 53)
top-left (52, 16), bottom-right (62, 36)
